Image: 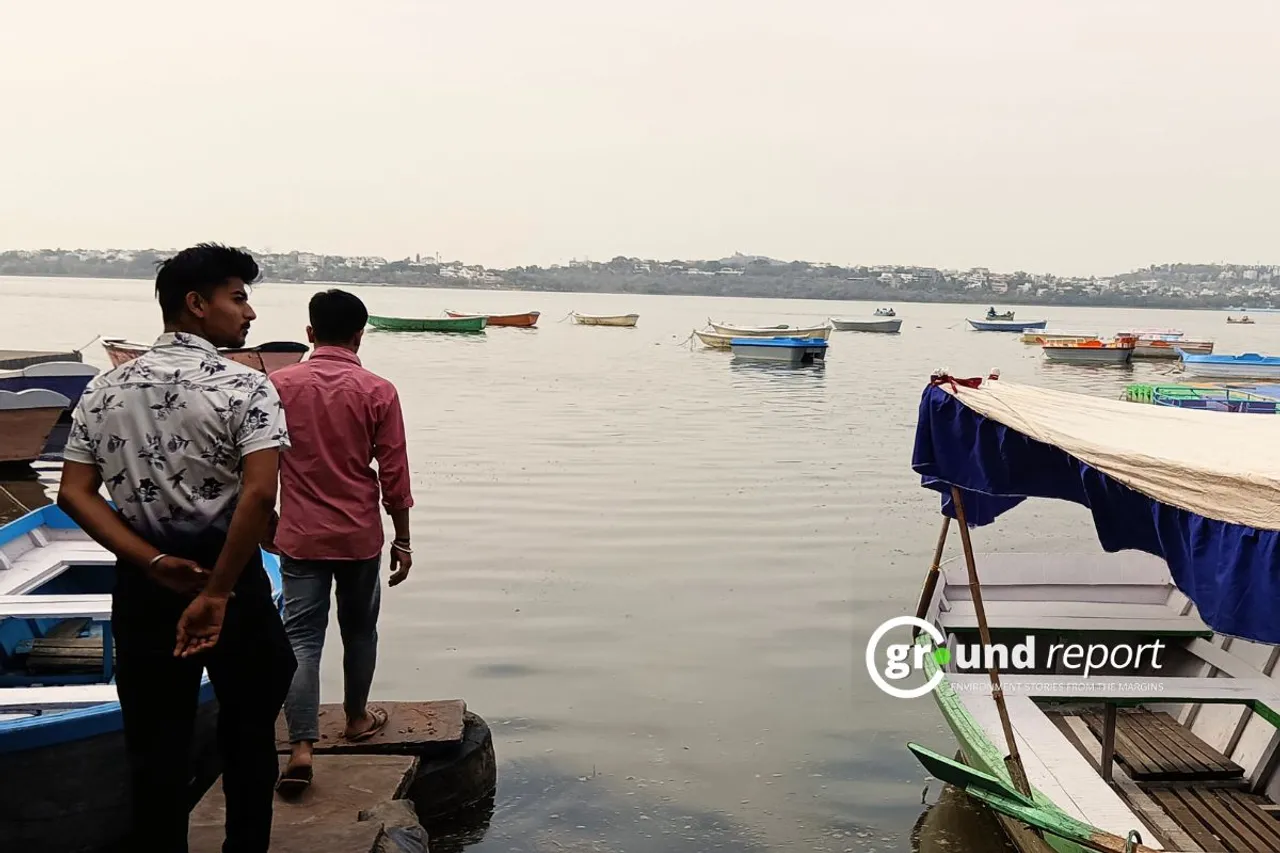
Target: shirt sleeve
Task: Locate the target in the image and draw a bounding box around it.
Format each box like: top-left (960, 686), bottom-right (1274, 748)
top-left (61, 396), bottom-right (98, 466)
top-left (373, 386), bottom-right (414, 511)
top-left (233, 375), bottom-right (291, 457)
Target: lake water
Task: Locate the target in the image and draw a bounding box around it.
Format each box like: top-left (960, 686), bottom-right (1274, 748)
top-left (1, 276), bottom-right (1272, 851)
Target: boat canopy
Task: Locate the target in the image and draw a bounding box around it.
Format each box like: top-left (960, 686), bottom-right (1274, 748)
top-left (913, 376), bottom-right (1280, 643)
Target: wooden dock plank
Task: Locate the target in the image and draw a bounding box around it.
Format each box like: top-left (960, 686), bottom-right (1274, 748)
top-left (189, 754), bottom-right (415, 853)
top-left (275, 700), bottom-right (465, 755)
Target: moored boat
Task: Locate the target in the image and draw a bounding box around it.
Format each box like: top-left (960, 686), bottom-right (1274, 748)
top-left (0, 390), bottom-right (71, 463)
top-left (1125, 381), bottom-right (1280, 413)
top-left (693, 329), bottom-right (735, 349)
top-left (0, 363), bottom-right (100, 458)
top-left (1041, 335), bottom-right (1136, 365)
top-left (445, 310), bottom-right (540, 328)
top-left (1227, 316), bottom-right (1255, 324)
top-left (0, 504), bottom-right (284, 850)
top-left (1019, 329), bottom-right (1100, 345)
top-left (708, 320), bottom-right (832, 339)
top-left (874, 307), bottom-right (897, 317)
top-left (1132, 336), bottom-right (1214, 359)
top-left (729, 337), bottom-right (827, 365)
top-left (967, 319), bottom-right (1048, 333)
top-left (102, 338), bottom-right (309, 372)
top-left (367, 315), bottom-right (487, 333)
top-left (1179, 351), bottom-right (1280, 380)
top-left (903, 375), bottom-right (1280, 853)
top-left (829, 317), bottom-right (902, 333)
top-left (984, 308), bottom-right (1016, 321)
top-left (570, 313), bottom-right (639, 327)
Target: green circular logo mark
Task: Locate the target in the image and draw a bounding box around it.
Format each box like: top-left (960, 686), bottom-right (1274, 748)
top-left (932, 647), bottom-right (951, 666)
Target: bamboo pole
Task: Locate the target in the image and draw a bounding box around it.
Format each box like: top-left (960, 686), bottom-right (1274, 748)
top-left (950, 486), bottom-right (1033, 799)
top-left (913, 516), bottom-right (952, 639)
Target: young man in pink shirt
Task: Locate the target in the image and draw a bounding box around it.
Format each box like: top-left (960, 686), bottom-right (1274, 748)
top-left (270, 289), bottom-right (415, 793)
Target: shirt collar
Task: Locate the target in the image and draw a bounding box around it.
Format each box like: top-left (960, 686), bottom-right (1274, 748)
top-left (153, 331), bottom-right (220, 355)
top-left (310, 346), bottom-right (362, 366)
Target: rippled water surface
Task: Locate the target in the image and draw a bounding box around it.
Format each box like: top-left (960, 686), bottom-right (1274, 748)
top-left (2, 276), bottom-right (1274, 851)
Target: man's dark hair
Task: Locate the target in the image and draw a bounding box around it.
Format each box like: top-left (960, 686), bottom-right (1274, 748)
top-left (309, 289), bottom-right (369, 343)
top-left (155, 243), bottom-right (259, 323)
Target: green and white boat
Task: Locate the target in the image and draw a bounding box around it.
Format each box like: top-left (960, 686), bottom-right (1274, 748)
top-left (367, 315), bottom-right (487, 333)
top-left (902, 374), bottom-right (1280, 853)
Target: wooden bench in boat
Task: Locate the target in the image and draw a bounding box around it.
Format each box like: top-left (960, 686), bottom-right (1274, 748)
top-left (0, 683), bottom-right (119, 713)
top-left (0, 594), bottom-right (111, 620)
top-left (1141, 786), bottom-right (1280, 852)
top-left (940, 599), bottom-right (1212, 636)
top-left (1079, 707), bottom-right (1245, 782)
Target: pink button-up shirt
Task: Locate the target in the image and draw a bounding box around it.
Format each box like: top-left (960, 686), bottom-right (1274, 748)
top-left (270, 347), bottom-right (414, 561)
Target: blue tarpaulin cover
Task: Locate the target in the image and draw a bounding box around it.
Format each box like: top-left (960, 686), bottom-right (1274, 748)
top-left (913, 379), bottom-right (1280, 644)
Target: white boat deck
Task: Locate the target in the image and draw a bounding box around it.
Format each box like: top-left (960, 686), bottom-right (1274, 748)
top-left (956, 687), bottom-right (1164, 846)
top-left (0, 684), bottom-right (120, 713)
top-left (0, 529), bottom-right (112, 596)
top-left (940, 599), bottom-right (1210, 635)
top-left (0, 593), bottom-right (111, 619)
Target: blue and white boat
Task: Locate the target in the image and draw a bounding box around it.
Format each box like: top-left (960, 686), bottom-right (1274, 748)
top-left (729, 336), bottom-right (827, 365)
top-left (0, 504), bottom-right (283, 850)
top-left (967, 318), bottom-right (1048, 332)
top-left (1179, 351), bottom-right (1280, 380)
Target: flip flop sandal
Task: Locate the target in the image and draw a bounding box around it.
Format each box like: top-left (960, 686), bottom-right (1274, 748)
top-left (276, 764), bottom-right (313, 796)
top-left (345, 706), bottom-right (389, 742)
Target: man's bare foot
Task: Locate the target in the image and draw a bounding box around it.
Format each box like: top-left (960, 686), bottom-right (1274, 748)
top-left (343, 706), bottom-right (389, 742)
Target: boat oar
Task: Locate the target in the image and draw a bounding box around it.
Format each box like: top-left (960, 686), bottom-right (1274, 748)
top-left (907, 744), bottom-right (1159, 853)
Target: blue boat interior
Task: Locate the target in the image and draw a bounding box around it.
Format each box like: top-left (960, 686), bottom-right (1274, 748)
top-left (0, 561), bottom-right (116, 689)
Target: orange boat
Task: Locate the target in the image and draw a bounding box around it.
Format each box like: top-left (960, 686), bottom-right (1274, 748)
top-left (102, 338), bottom-right (309, 373)
top-left (445, 310), bottom-right (540, 328)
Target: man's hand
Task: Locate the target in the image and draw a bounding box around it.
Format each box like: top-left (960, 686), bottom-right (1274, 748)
top-left (261, 510), bottom-right (280, 555)
top-left (174, 592), bottom-right (230, 658)
top-left (147, 556), bottom-right (209, 596)
top-left (389, 543), bottom-right (412, 587)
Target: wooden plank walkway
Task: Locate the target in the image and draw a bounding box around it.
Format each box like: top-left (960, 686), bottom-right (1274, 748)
top-left (1081, 708), bottom-right (1244, 782)
top-left (1143, 787), bottom-right (1280, 853)
top-left (189, 754), bottom-right (415, 853)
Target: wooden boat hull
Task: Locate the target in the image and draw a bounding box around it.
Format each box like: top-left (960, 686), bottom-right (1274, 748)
top-left (968, 320), bottom-right (1048, 332)
top-left (367, 315), bottom-right (487, 333)
top-left (102, 339), bottom-right (309, 372)
top-left (829, 317), bottom-right (902, 333)
top-left (445, 310), bottom-right (539, 327)
top-left (0, 390), bottom-right (70, 463)
top-left (693, 329), bottom-right (734, 349)
top-left (1133, 339), bottom-right (1214, 359)
top-left (709, 320), bottom-right (831, 339)
top-left (571, 314), bottom-right (639, 327)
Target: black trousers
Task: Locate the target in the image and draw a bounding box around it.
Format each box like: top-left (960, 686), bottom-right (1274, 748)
top-left (112, 531), bottom-right (297, 853)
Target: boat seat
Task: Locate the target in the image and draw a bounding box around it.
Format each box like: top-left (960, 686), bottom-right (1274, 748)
top-left (939, 599), bottom-right (1211, 636)
top-left (0, 539), bottom-right (114, 596)
top-left (0, 683), bottom-right (119, 713)
top-left (0, 594), bottom-right (111, 620)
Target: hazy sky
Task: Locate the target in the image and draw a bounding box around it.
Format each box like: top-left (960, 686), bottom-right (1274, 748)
top-left (3, 1), bottom-right (1277, 275)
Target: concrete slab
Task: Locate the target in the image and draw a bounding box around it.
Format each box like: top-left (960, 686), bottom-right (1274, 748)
top-left (275, 699), bottom-right (466, 755)
top-left (189, 753), bottom-right (416, 853)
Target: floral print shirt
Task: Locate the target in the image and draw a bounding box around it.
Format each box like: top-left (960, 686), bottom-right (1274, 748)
top-left (64, 332), bottom-right (290, 537)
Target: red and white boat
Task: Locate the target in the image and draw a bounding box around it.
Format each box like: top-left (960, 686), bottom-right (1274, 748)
top-left (445, 310), bottom-right (540, 328)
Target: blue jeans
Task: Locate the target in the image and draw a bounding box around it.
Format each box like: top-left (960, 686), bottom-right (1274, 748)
top-left (281, 555), bottom-right (381, 743)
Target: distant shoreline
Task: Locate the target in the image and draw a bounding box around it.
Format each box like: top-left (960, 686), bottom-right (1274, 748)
top-left (0, 268), bottom-right (1266, 311)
